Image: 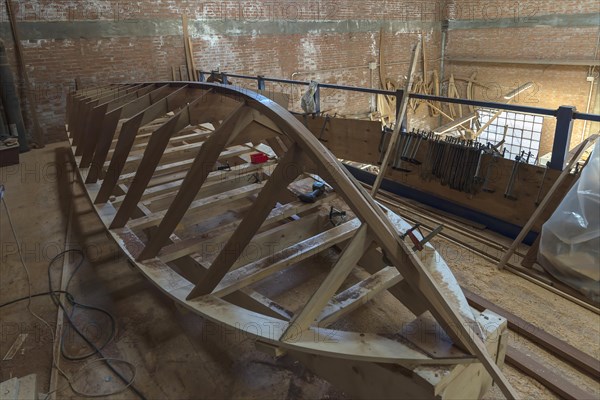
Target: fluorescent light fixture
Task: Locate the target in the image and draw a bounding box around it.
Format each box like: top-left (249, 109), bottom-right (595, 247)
top-left (504, 82), bottom-right (533, 100)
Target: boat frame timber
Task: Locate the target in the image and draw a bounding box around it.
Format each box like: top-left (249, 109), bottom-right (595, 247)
top-left (66, 81), bottom-right (515, 399)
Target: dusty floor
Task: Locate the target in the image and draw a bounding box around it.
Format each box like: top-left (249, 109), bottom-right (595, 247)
top-left (1, 142), bottom-right (599, 399)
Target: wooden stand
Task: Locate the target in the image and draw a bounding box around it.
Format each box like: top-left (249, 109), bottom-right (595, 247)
top-left (0, 142), bottom-right (19, 167)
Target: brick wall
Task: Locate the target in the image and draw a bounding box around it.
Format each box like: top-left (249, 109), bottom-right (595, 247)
top-left (0, 1), bottom-right (444, 144)
top-left (0, 0), bottom-right (597, 150)
top-left (445, 0), bottom-right (600, 159)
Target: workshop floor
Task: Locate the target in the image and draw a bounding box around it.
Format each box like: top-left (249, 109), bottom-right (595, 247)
top-left (1, 143), bottom-right (598, 399)
top-left (1, 143), bottom-right (341, 399)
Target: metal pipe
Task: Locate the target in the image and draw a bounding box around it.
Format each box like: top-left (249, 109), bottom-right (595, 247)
top-left (581, 76), bottom-right (596, 142)
top-left (194, 72), bottom-right (595, 120)
top-left (0, 39), bottom-right (29, 152)
top-left (439, 21), bottom-right (448, 127)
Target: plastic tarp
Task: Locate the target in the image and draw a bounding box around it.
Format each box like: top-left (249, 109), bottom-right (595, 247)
top-left (539, 141), bottom-right (600, 301)
top-left (301, 81), bottom-right (319, 114)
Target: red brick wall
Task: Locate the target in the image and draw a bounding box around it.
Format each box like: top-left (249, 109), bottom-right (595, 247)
top-left (445, 0), bottom-right (600, 158)
top-left (1, 0), bottom-right (444, 144)
top-left (1, 0), bottom-right (597, 148)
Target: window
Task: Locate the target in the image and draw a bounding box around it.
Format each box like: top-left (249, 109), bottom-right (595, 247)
top-left (476, 109), bottom-right (543, 164)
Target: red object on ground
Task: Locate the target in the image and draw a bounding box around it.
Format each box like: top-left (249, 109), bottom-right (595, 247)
top-left (250, 152), bottom-right (269, 164)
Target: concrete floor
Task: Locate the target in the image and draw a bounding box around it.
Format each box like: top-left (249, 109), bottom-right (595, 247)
top-left (0, 143), bottom-right (341, 399)
top-left (1, 142), bottom-right (598, 399)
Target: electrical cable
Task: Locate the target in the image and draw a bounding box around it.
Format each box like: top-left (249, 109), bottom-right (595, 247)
top-left (43, 252), bottom-right (146, 400)
top-left (0, 290), bottom-right (71, 309)
top-left (1, 189), bottom-right (71, 385)
top-left (46, 250), bottom-right (116, 361)
top-left (1, 190), bottom-right (146, 399)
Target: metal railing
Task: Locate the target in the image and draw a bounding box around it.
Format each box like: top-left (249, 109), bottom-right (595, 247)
top-left (197, 69), bottom-right (600, 170)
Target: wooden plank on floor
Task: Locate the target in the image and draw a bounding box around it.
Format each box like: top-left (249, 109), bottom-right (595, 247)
top-left (506, 346), bottom-right (595, 400)
top-left (463, 287), bottom-right (600, 380)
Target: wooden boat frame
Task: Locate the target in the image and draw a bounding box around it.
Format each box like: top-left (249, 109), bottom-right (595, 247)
top-left (66, 82), bottom-right (515, 399)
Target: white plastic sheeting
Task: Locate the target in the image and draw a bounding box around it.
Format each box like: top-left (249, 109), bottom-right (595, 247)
top-left (301, 81), bottom-right (319, 114)
top-left (539, 141), bottom-right (600, 301)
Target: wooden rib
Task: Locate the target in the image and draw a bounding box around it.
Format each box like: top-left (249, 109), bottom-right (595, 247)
top-left (144, 159), bottom-right (272, 199)
top-left (111, 156), bottom-right (268, 207)
top-left (106, 140), bottom-right (204, 169)
top-left (247, 94), bottom-right (518, 398)
top-left (224, 291), bottom-right (293, 321)
top-left (72, 98), bottom-right (99, 148)
top-left (94, 83), bottom-right (145, 106)
top-left (78, 102), bottom-right (110, 165)
top-left (111, 92), bottom-right (213, 227)
top-left (137, 104), bottom-right (255, 260)
top-left (72, 84), bottom-right (114, 98)
top-left (84, 84), bottom-right (133, 100)
top-left (79, 85), bottom-right (160, 166)
top-left (185, 144), bottom-right (305, 298)
top-left (73, 102), bottom-right (106, 158)
top-left (107, 84), bottom-right (158, 112)
top-left (193, 212), bottom-right (322, 274)
top-left (212, 217), bottom-right (361, 297)
top-left (280, 224), bottom-right (372, 341)
top-left (118, 85), bottom-right (173, 118)
top-left (85, 84), bottom-right (175, 183)
top-left (317, 266), bottom-right (402, 327)
top-left (123, 127), bottom-right (209, 154)
top-left (95, 85), bottom-right (194, 203)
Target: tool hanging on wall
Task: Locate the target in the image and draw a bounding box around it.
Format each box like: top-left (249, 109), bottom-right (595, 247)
top-left (402, 129), bottom-right (425, 165)
top-left (317, 114), bottom-right (332, 142)
top-left (534, 161), bottom-right (550, 205)
top-left (391, 130), bottom-right (410, 171)
top-left (504, 151), bottom-right (532, 200)
top-left (378, 127), bottom-right (392, 165)
top-left (424, 136), bottom-right (486, 194)
top-left (481, 146), bottom-right (507, 193)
